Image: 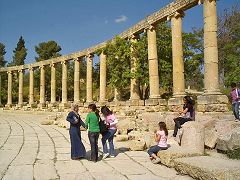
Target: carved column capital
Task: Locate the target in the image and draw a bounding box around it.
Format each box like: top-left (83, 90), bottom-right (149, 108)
top-left (73, 57), bottom-right (81, 62)
top-left (61, 60), bottom-right (68, 65)
top-left (7, 71), bottom-right (12, 74)
top-left (50, 62), bottom-right (57, 67)
top-left (39, 65), bottom-right (45, 69)
top-left (18, 69), bottom-right (24, 73)
top-left (86, 53), bottom-right (94, 59)
top-left (167, 11), bottom-right (185, 21)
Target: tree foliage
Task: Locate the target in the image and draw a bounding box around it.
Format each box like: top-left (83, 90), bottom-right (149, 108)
top-left (11, 36), bottom-right (27, 66)
top-left (218, 5), bottom-right (240, 87)
top-left (0, 43), bottom-right (7, 67)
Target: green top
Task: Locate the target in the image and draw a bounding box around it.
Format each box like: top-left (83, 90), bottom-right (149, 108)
top-left (85, 112), bottom-right (100, 132)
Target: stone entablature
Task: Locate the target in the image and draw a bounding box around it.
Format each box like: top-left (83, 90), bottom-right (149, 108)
top-left (0, 0), bottom-right (198, 72)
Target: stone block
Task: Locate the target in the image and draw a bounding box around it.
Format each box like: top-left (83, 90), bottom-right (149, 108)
top-left (181, 121), bottom-right (205, 154)
top-left (157, 145), bottom-right (202, 167)
top-left (115, 135), bottom-right (129, 142)
top-left (145, 99), bottom-right (159, 106)
top-left (128, 139), bottom-right (146, 151)
top-left (216, 127), bottom-right (240, 151)
top-left (41, 119), bottom-right (54, 125)
top-left (174, 156), bottom-right (240, 180)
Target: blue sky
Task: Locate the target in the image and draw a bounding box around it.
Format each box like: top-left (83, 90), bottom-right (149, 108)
top-left (0, 0), bottom-right (238, 64)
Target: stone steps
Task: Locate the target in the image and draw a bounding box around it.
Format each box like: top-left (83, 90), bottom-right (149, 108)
top-left (173, 156), bottom-right (240, 180)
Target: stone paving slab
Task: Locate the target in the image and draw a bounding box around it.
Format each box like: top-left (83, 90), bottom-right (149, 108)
top-left (174, 156), bottom-right (240, 180)
top-left (0, 111), bottom-right (193, 180)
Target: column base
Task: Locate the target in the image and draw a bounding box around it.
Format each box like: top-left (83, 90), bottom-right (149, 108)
top-left (5, 104), bottom-right (12, 108)
top-left (197, 94), bottom-right (229, 112)
top-left (126, 99), bottom-right (144, 106)
top-left (48, 102), bottom-right (57, 108)
top-left (96, 101), bottom-right (108, 107)
top-left (38, 103), bottom-right (46, 109)
top-left (168, 96), bottom-right (185, 112)
top-left (59, 102), bottom-right (70, 109)
top-left (16, 104), bottom-right (23, 108)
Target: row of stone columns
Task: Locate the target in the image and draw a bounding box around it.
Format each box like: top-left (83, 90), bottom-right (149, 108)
top-left (0, 0), bottom-right (223, 109)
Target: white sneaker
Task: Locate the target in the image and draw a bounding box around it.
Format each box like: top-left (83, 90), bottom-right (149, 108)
top-left (109, 155), bottom-right (115, 158)
top-left (102, 153), bottom-right (109, 160)
top-left (152, 157), bottom-right (161, 164)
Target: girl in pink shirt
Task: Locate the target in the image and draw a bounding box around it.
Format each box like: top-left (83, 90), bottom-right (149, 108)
top-left (101, 106), bottom-right (118, 159)
top-left (147, 122), bottom-right (168, 164)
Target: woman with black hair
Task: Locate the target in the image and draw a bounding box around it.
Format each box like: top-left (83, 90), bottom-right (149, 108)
top-left (85, 104), bottom-right (100, 162)
top-left (172, 96), bottom-right (195, 138)
top-left (101, 106), bottom-right (118, 159)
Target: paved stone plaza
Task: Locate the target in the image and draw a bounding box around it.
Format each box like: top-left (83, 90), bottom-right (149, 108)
top-left (0, 111), bottom-right (193, 180)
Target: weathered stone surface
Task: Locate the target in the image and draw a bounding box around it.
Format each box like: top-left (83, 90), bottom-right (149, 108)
top-left (115, 135), bottom-right (129, 142)
top-left (216, 127), bottom-right (240, 151)
top-left (157, 145), bottom-right (202, 167)
top-left (128, 139), bottom-right (146, 151)
top-left (181, 121), bottom-right (205, 154)
top-left (174, 156), bottom-right (240, 180)
top-left (117, 118), bottom-right (136, 134)
top-left (40, 119), bottom-right (54, 125)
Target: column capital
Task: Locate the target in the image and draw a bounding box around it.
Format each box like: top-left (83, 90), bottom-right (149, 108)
top-left (61, 60), bottom-right (68, 65)
top-left (73, 57), bottom-right (81, 62)
top-left (145, 24), bottom-right (156, 31)
top-left (86, 53), bottom-right (94, 59)
top-left (50, 62), bottom-right (57, 67)
top-left (167, 11), bottom-right (185, 21)
top-left (7, 71), bottom-right (12, 74)
top-left (18, 69), bottom-right (24, 73)
top-left (39, 65), bottom-right (45, 69)
top-left (129, 34), bottom-right (139, 41)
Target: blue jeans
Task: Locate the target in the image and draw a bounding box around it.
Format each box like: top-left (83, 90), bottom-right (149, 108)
top-left (102, 129), bottom-right (117, 156)
top-left (147, 145), bottom-right (167, 156)
top-left (88, 132), bottom-right (99, 162)
top-left (232, 102), bottom-right (240, 120)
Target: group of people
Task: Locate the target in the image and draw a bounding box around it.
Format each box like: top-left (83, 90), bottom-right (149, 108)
top-left (147, 95), bottom-right (195, 164)
top-left (66, 104), bottom-right (117, 162)
top-left (66, 84), bottom-right (239, 164)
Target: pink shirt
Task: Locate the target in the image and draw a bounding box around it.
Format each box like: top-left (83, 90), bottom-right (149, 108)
top-left (105, 114), bottom-right (117, 130)
top-left (157, 130), bottom-right (167, 148)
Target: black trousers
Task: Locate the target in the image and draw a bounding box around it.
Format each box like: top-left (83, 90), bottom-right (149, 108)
top-left (88, 132), bottom-right (99, 162)
top-left (173, 117), bottom-right (192, 137)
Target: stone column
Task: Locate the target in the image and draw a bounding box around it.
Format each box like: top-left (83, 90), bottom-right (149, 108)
top-left (6, 71), bottom-right (12, 107)
top-left (99, 52), bottom-right (107, 102)
top-left (61, 60), bottom-right (68, 105)
top-left (86, 54), bottom-right (93, 103)
top-left (171, 12), bottom-right (185, 97)
top-left (18, 69), bottom-right (24, 107)
top-left (197, 0), bottom-right (228, 112)
top-left (168, 12), bottom-right (186, 111)
top-left (147, 25), bottom-right (160, 99)
top-left (50, 63), bottom-right (56, 105)
top-left (39, 65), bottom-right (46, 107)
top-left (0, 74), bottom-right (2, 107)
top-left (130, 35), bottom-right (140, 101)
top-left (203, 0), bottom-right (220, 94)
top-left (29, 67), bottom-right (34, 106)
top-left (74, 58), bottom-right (80, 103)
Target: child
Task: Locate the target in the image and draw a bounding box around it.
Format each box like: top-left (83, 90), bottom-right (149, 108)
top-left (230, 82), bottom-right (240, 121)
top-left (147, 122), bottom-right (168, 164)
top-left (101, 106), bottom-right (118, 159)
top-left (85, 104), bottom-right (100, 162)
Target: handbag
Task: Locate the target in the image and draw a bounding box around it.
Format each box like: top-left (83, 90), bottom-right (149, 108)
top-left (99, 118), bottom-right (108, 134)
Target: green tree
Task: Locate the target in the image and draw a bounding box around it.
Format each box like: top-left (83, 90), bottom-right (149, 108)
top-left (35, 41), bottom-right (62, 62)
top-left (218, 5), bottom-right (240, 87)
top-left (11, 36), bottom-right (27, 66)
top-left (104, 36), bottom-right (131, 100)
top-left (0, 43), bottom-right (7, 67)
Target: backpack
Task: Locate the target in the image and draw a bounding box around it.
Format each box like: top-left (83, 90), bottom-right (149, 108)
top-left (99, 118), bottom-right (108, 134)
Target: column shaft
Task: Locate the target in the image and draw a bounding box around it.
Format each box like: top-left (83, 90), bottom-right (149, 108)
top-left (99, 52), bottom-right (106, 102)
top-left (171, 13), bottom-right (185, 97)
top-left (62, 61), bottom-right (68, 103)
top-left (0, 74), bottom-right (2, 106)
top-left (203, 0), bottom-right (220, 94)
top-left (51, 64), bottom-right (56, 104)
top-left (147, 26), bottom-right (160, 99)
top-left (7, 71), bottom-right (12, 106)
top-left (86, 55), bottom-right (93, 102)
top-left (29, 68), bottom-right (34, 105)
top-left (18, 69), bottom-right (24, 105)
top-left (130, 36), bottom-right (140, 100)
top-left (74, 58), bottom-right (80, 103)
top-left (40, 66), bottom-right (45, 104)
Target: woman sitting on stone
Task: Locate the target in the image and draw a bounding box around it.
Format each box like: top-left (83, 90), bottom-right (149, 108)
top-left (66, 104), bottom-right (86, 160)
top-left (173, 96), bottom-right (195, 138)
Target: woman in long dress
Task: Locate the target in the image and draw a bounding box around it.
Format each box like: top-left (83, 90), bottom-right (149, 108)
top-left (66, 104), bottom-right (86, 160)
